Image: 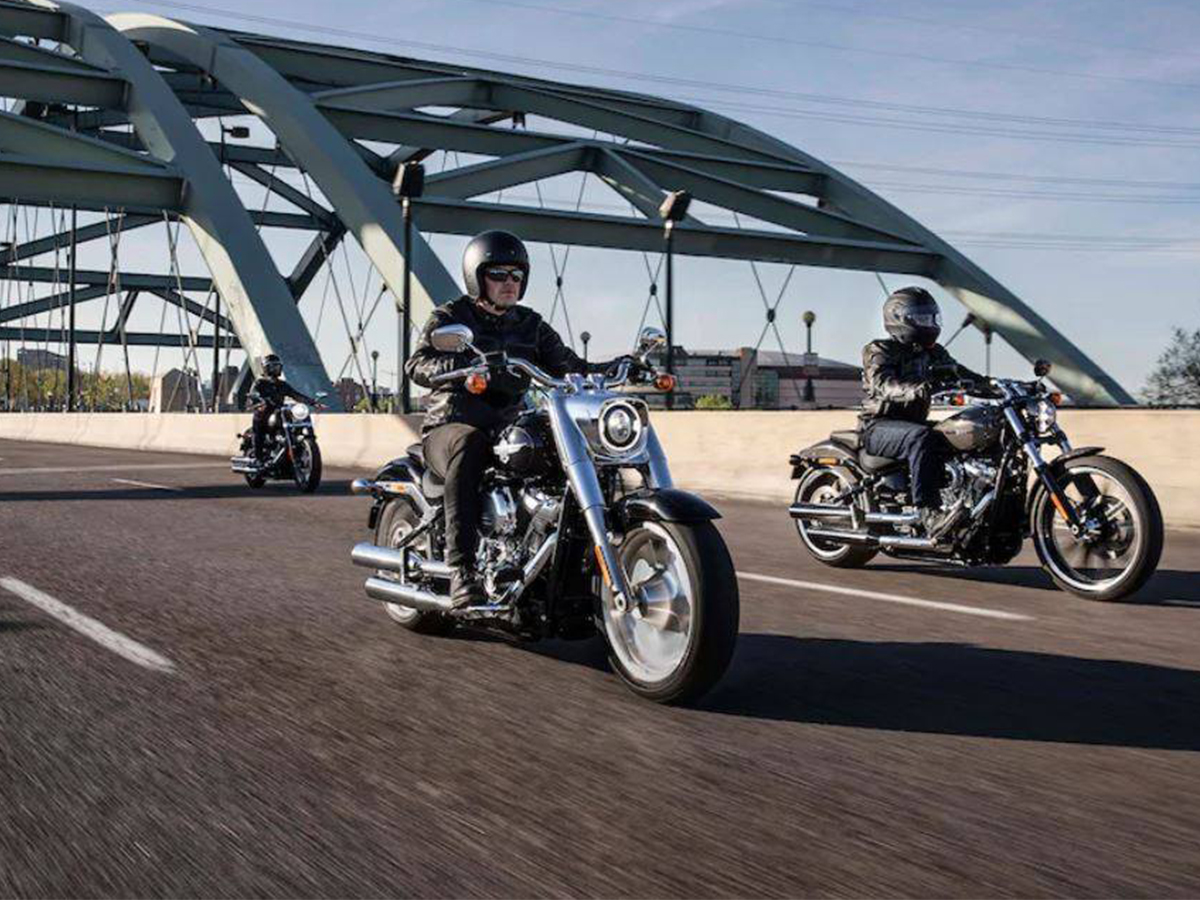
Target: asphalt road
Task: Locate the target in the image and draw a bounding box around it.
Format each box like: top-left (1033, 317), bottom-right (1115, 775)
top-left (1, 438), bottom-right (1198, 898)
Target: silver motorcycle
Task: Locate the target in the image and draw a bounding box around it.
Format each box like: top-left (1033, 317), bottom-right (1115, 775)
top-left (350, 326), bottom-right (739, 703)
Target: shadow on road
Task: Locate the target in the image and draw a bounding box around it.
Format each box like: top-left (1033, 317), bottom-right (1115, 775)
top-left (869, 563), bottom-right (1200, 605)
top-left (703, 634), bottom-right (1200, 750)
top-left (0, 620), bottom-right (44, 634)
top-left (0, 480), bottom-right (357, 502)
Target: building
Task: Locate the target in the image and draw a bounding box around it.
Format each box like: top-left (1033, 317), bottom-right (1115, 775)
top-left (334, 377), bottom-right (366, 411)
top-left (149, 368), bottom-right (201, 412)
top-left (16, 348), bottom-right (69, 372)
top-left (647, 346), bottom-right (864, 410)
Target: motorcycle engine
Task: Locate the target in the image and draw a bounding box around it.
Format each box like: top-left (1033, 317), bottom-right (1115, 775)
top-left (476, 485), bottom-right (560, 597)
top-left (940, 458), bottom-right (997, 528)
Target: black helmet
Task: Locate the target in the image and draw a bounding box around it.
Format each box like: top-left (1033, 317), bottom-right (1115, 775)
top-left (261, 353), bottom-right (283, 379)
top-left (883, 286), bottom-right (942, 347)
top-left (462, 230), bottom-right (530, 300)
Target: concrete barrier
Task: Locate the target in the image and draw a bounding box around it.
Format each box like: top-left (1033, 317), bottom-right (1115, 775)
top-left (1, 409), bottom-right (1198, 527)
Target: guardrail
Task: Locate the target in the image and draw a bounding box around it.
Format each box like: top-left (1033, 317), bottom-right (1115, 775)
top-left (1, 410), bottom-right (1198, 527)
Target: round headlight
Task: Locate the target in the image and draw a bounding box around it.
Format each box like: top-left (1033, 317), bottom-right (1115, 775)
top-left (291, 402), bottom-right (310, 420)
top-left (599, 401), bottom-right (643, 454)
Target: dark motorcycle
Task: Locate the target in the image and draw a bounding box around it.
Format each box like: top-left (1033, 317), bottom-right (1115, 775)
top-left (349, 326), bottom-right (739, 703)
top-left (788, 362), bottom-right (1163, 601)
top-left (231, 395), bottom-right (325, 493)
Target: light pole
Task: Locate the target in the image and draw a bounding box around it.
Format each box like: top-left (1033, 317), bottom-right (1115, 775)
top-left (581, 330), bottom-right (591, 364)
top-left (371, 349), bottom-right (380, 413)
top-left (392, 162), bottom-right (425, 415)
top-left (658, 190), bottom-right (691, 411)
top-left (802, 310), bottom-right (816, 404)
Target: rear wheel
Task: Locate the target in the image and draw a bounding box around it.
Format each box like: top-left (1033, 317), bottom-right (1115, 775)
top-left (375, 498), bottom-right (453, 635)
top-left (793, 466), bottom-right (878, 568)
top-left (1031, 455), bottom-right (1163, 601)
top-left (601, 519), bottom-right (738, 704)
top-left (292, 437), bottom-right (322, 493)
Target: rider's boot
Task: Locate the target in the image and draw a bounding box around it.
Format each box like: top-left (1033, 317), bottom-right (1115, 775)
top-left (450, 568), bottom-right (484, 608)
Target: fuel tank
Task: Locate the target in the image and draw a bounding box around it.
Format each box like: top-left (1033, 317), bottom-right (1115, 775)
top-left (934, 405), bottom-right (1003, 452)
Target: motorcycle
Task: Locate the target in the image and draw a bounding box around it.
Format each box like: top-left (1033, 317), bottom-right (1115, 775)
top-left (788, 362), bottom-right (1163, 601)
top-left (231, 394), bottom-right (326, 493)
top-left (349, 326), bottom-right (739, 703)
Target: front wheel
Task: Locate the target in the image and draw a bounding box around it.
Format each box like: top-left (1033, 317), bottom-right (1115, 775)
top-left (601, 519), bottom-right (739, 704)
top-left (1031, 454), bottom-right (1163, 601)
top-left (292, 436), bottom-right (322, 493)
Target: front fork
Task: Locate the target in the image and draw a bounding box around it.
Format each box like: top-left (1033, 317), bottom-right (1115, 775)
top-left (1009, 410), bottom-right (1086, 535)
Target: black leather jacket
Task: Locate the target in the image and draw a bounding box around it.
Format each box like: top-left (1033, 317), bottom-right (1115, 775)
top-left (248, 377), bottom-right (313, 410)
top-left (407, 296), bottom-right (598, 434)
top-left (860, 338), bottom-right (982, 423)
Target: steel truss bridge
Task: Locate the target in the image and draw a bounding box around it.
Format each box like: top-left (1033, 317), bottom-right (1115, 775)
top-left (0, 0), bottom-right (1133, 408)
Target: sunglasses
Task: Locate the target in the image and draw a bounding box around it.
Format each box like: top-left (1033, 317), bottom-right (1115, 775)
top-left (483, 267), bottom-right (525, 284)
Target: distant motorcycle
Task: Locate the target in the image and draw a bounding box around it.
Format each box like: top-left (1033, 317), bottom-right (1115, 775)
top-left (789, 362), bottom-right (1163, 601)
top-left (231, 394), bottom-right (326, 492)
top-left (349, 326), bottom-right (739, 704)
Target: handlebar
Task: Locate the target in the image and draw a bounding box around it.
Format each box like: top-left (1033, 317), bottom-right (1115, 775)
top-left (427, 354), bottom-right (648, 393)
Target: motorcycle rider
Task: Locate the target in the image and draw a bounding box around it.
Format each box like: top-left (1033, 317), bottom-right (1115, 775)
top-left (407, 230), bottom-right (623, 607)
top-left (861, 286), bottom-right (984, 538)
top-left (247, 353), bottom-right (316, 463)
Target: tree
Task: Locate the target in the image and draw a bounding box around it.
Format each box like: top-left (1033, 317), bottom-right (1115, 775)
top-left (695, 393), bottom-right (733, 410)
top-left (1143, 327), bottom-right (1200, 406)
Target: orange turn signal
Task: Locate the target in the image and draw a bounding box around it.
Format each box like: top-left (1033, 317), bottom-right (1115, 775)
top-left (465, 372), bottom-right (489, 395)
top-left (654, 373), bottom-right (677, 392)
top-left (1048, 391), bottom-right (1063, 406)
top-left (950, 392), bottom-right (967, 407)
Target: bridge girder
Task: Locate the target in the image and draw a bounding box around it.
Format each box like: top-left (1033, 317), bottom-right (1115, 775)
top-left (0, 0), bottom-right (1133, 404)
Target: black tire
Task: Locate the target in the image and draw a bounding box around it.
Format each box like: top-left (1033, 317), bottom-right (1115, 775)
top-left (602, 519), bottom-right (739, 704)
top-left (374, 498), bottom-right (453, 635)
top-left (792, 467), bottom-right (878, 568)
top-left (293, 437), bottom-right (322, 493)
top-left (1030, 454), bottom-right (1163, 602)
top-left (243, 472), bottom-right (266, 489)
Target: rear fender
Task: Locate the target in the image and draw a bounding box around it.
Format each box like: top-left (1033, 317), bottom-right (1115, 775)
top-left (789, 441), bottom-right (858, 479)
top-left (365, 457), bottom-right (424, 531)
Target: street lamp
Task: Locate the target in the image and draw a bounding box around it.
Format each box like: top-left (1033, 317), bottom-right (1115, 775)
top-left (658, 190), bottom-right (691, 411)
top-left (392, 162), bottom-right (426, 415)
top-left (370, 349), bottom-right (380, 412)
top-left (802, 310), bottom-right (816, 404)
top-left (581, 330), bottom-right (591, 363)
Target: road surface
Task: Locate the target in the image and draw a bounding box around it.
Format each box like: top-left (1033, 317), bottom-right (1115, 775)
top-left (1, 439), bottom-right (1198, 897)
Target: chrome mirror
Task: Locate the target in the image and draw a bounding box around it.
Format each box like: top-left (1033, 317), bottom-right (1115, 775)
top-left (431, 324), bottom-right (474, 353)
top-left (637, 326), bottom-right (666, 356)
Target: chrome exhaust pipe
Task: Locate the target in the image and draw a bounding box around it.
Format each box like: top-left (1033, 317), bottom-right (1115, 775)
top-left (364, 577), bottom-right (454, 613)
top-left (410, 553), bottom-right (454, 580)
top-left (790, 504), bottom-right (918, 526)
top-left (351, 542), bottom-right (404, 572)
top-left (877, 534), bottom-right (938, 550)
top-left (803, 527), bottom-right (876, 545)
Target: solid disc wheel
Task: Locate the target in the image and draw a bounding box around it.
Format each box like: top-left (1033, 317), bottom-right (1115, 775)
top-left (793, 467), bottom-right (877, 568)
top-left (292, 438), bottom-right (322, 493)
top-left (1031, 454), bottom-right (1163, 602)
top-left (602, 519), bottom-right (738, 704)
top-left (375, 499), bottom-right (453, 635)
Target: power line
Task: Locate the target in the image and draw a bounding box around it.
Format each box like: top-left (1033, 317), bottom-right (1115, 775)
top-left (98, 0), bottom-right (1200, 101)
top-left (828, 160), bottom-right (1200, 191)
top-left (463, 0), bottom-right (1200, 65)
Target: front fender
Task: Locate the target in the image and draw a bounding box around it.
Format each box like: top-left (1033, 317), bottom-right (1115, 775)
top-left (613, 488), bottom-right (721, 526)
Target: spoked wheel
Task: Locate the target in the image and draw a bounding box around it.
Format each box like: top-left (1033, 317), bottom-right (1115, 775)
top-left (601, 520), bottom-right (738, 704)
top-left (793, 466), bottom-right (877, 568)
top-left (1031, 455), bottom-right (1163, 601)
top-left (375, 498), bottom-right (452, 635)
top-left (292, 438), bottom-right (322, 493)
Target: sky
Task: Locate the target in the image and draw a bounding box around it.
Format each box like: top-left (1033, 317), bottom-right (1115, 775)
top-left (5, 0), bottom-right (1200, 398)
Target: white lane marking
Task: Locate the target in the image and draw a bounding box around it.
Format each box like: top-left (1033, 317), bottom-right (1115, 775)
top-left (111, 478), bottom-right (181, 492)
top-left (0, 463), bottom-right (225, 477)
top-left (737, 571), bottom-right (1032, 621)
top-left (0, 577), bottom-right (176, 673)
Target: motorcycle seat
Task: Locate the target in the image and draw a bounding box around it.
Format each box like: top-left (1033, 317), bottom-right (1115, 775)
top-left (421, 468), bottom-right (445, 500)
top-left (406, 442), bottom-right (424, 464)
top-left (830, 429), bottom-right (860, 450)
top-left (859, 450), bottom-right (903, 474)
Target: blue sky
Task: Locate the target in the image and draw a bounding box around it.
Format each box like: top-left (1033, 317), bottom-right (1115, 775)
top-left (19, 0), bottom-right (1200, 396)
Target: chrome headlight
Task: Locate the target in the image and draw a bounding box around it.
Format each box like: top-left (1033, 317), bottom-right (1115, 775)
top-left (1032, 399), bottom-right (1056, 435)
top-left (291, 402), bottom-right (310, 421)
top-left (597, 399), bottom-right (648, 457)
